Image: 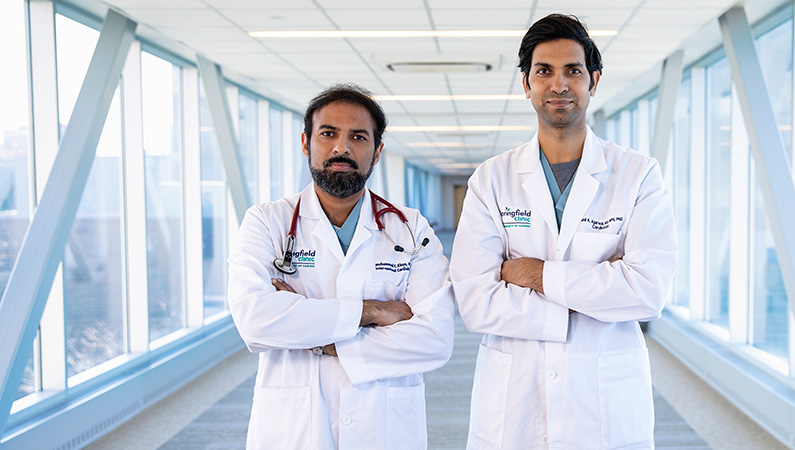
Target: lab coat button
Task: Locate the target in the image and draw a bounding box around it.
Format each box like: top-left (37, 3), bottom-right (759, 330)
top-left (547, 370), bottom-right (557, 379)
top-left (543, 435), bottom-right (548, 443)
top-left (341, 415), bottom-right (352, 425)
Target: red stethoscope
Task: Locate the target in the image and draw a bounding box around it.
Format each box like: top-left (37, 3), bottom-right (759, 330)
top-left (273, 190), bottom-right (429, 274)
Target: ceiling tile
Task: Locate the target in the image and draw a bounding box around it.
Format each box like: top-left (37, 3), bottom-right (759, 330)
top-left (222, 8), bottom-right (332, 29)
top-left (125, 8), bottom-right (230, 27)
top-left (324, 9), bottom-right (430, 27)
top-left (431, 9), bottom-right (531, 28)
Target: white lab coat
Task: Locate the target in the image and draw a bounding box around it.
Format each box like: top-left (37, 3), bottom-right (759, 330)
top-left (450, 127), bottom-right (677, 450)
top-left (228, 184), bottom-right (455, 450)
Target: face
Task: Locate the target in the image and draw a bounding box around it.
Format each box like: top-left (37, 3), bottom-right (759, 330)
top-left (522, 38), bottom-right (600, 129)
top-left (302, 101), bottom-right (383, 199)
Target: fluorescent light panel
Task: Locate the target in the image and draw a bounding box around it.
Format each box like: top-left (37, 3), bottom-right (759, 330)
top-left (249, 30), bottom-right (617, 38)
top-left (388, 125), bottom-right (534, 132)
top-left (406, 142), bottom-right (488, 148)
top-left (375, 94), bottom-right (525, 101)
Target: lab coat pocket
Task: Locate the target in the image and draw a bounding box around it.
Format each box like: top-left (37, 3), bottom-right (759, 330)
top-left (597, 350), bottom-right (654, 448)
top-left (364, 278), bottom-right (407, 301)
top-left (570, 232), bottom-right (621, 263)
top-left (248, 386), bottom-right (310, 450)
top-left (386, 384), bottom-right (427, 449)
top-left (470, 344), bottom-right (512, 448)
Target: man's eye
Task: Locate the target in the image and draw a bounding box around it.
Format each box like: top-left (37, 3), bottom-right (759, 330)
top-left (537, 68), bottom-right (549, 75)
top-left (353, 135), bottom-right (367, 141)
top-left (320, 131), bottom-right (334, 137)
top-left (570, 68), bottom-right (582, 74)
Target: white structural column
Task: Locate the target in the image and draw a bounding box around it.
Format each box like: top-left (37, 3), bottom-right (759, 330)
top-left (688, 66), bottom-right (707, 321)
top-left (28, 0), bottom-right (67, 393)
top-left (728, 88), bottom-right (750, 343)
top-left (0, 9), bottom-right (137, 434)
top-left (650, 50), bottom-right (685, 171)
top-left (719, 7), bottom-right (795, 375)
top-left (183, 67), bottom-right (205, 328)
top-left (120, 40), bottom-right (150, 351)
top-left (196, 56), bottom-right (250, 224)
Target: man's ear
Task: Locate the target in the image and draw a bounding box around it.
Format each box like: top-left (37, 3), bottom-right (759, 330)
top-left (301, 132), bottom-right (309, 157)
top-left (521, 72), bottom-right (531, 99)
top-left (589, 71), bottom-right (601, 96)
top-left (372, 142), bottom-right (384, 165)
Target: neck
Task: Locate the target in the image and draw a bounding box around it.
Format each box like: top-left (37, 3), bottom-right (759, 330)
top-left (313, 185), bottom-right (365, 227)
top-left (537, 122), bottom-right (587, 164)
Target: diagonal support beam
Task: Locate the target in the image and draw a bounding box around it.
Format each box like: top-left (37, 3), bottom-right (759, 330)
top-left (650, 49), bottom-right (684, 170)
top-left (0, 9), bottom-right (137, 434)
top-left (196, 56), bottom-right (251, 224)
top-left (719, 7), bottom-right (795, 376)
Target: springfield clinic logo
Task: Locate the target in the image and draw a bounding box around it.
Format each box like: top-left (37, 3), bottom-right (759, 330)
top-left (501, 207), bottom-right (531, 228)
top-left (291, 249), bottom-right (316, 268)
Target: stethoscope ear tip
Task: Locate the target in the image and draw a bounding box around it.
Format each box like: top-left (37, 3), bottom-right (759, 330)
top-left (394, 245), bottom-right (405, 252)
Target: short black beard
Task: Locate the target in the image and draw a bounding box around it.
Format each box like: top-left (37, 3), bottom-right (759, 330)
top-left (308, 151), bottom-right (375, 199)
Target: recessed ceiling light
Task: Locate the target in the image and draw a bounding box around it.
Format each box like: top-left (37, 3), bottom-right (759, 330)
top-left (248, 29), bottom-right (617, 38)
top-left (375, 95), bottom-right (525, 101)
top-left (387, 62), bottom-right (491, 73)
top-left (434, 163), bottom-right (482, 169)
top-left (406, 142), bottom-right (489, 148)
top-left (388, 125), bottom-right (534, 132)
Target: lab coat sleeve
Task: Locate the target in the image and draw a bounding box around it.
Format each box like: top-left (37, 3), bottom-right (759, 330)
top-left (543, 160), bottom-right (678, 322)
top-left (227, 205), bottom-right (363, 351)
top-left (449, 168), bottom-right (570, 341)
top-left (335, 215), bottom-right (456, 385)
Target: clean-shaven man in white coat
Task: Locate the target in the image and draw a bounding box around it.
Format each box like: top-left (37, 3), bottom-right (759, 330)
top-left (228, 84), bottom-right (455, 450)
top-left (450, 14), bottom-right (677, 450)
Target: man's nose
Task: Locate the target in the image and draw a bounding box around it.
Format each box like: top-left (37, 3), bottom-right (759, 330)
top-left (332, 136), bottom-right (351, 154)
top-left (551, 73), bottom-right (568, 94)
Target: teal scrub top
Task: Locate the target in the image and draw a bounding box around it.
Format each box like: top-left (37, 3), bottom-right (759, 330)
top-left (332, 193), bottom-right (365, 254)
top-left (539, 151), bottom-right (577, 230)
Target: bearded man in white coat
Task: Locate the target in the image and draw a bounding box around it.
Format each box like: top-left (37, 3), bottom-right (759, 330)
top-left (228, 83), bottom-right (455, 450)
top-left (450, 14), bottom-right (677, 450)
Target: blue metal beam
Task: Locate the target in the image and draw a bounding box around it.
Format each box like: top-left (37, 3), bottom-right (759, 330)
top-left (196, 56), bottom-right (251, 224)
top-left (650, 49), bottom-right (684, 170)
top-left (0, 9), bottom-right (137, 434)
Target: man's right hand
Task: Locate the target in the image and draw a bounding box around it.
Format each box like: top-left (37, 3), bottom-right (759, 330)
top-left (360, 300), bottom-right (413, 327)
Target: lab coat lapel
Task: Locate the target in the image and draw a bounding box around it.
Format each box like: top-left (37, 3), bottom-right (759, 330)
top-left (556, 127), bottom-right (607, 257)
top-left (303, 185), bottom-right (345, 264)
top-left (343, 189), bottom-right (375, 264)
top-left (520, 137), bottom-right (559, 243)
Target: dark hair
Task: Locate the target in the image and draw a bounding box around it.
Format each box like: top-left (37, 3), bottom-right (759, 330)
top-left (303, 83), bottom-right (387, 149)
top-left (518, 14), bottom-right (603, 89)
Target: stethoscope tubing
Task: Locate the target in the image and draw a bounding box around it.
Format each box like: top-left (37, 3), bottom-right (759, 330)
top-left (272, 190), bottom-right (428, 275)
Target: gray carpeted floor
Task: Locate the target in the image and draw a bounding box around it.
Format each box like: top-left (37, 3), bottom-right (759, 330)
top-left (159, 312), bottom-right (708, 450)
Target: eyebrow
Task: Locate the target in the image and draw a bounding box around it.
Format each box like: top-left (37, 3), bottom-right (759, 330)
top-left (532, 62), bottom-right (585, 68)
top-left (318, 124), bottom-right (371, 136)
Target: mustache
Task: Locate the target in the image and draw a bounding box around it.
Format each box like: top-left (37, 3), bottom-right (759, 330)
top-left (323, 156), bottom-right (359, 170)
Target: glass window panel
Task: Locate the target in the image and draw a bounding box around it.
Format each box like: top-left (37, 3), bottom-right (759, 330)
top-left (672, 78), bottom-right (691, 308)
top-left (269, 106), bottom-right (283, 200)
top-left (239, 93), bottom-right (258, 204)
top-left (0, 0), bottom-right (32, 299)
top-left (751, 184), bottom-right (788, 358)
top-left (705, 57), bottom-right (732, 330)
top-left (142, 52), bottom-right (186, 340)
top-left (629, 106), bottom-right (639, 149)
top-left (16, 345), bottom-right (36, 400)
top-left (199, 82), bottom-right (228, 317)
top-left (57, 15), bottom-right (126, 378)
top-left (750, 19), bottom-right (792, 358)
